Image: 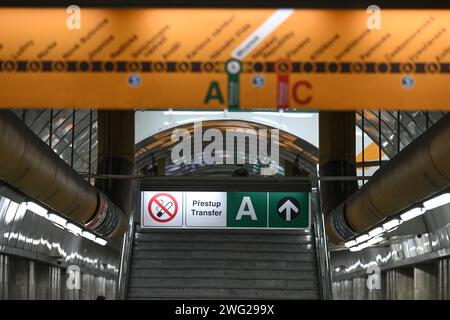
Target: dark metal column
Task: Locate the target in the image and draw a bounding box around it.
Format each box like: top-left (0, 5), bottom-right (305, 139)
top-left (329, 113), bottom-right (450, 243)
top-left (95, 110), bottom-right (136, 238)
top-left (319, 111), bottom-right (357, 243)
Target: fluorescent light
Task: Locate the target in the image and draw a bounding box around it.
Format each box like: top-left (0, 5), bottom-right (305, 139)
top-left (47, 213), bottom-right (67, 226)
top-left (358, 242), bottom-right (371, 250)
top-left (164, 111), bottom-right (224, 115)
top-left (81, 231), bottom-right (96, 241)
top-left (66, 223), bottom-right (82, 235)
top-left (369, 227), bottom-right (384, 237)
top-left (382, 219), bottom-right (401, 230)
top-left (26, 202), bottom-right (48, 217)
top-left (356, 234), bottom-right (370, 244)
top-left (367, 237), bottom-right (384, 246)
top-left (94, 237), bottom-right (107, 246)
top-left (387, 227), bottom-right (398, 233)
top-left (253, 111), bottom-right (284, 116)
top-left (17, 203), bottom-right (28, 217)
top-left (423, 193), bottom-right (450, 210)
top-left (280, 113), bottom-right (314, 118)
top-left (400, 207), bottom-right (426, 221)
top-left (21, 200), bottom-right (110, 245)
top-left (344, 240), bottom-right (357, 248)
top-left (4, 201), bottom-right (19, 224)
top-left (53, 223), bottom-right (65, 230)
top-left (350, 246), bottom-right (362, 252)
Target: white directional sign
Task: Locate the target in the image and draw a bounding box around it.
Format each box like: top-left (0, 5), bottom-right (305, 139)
top-left (186, 192), bottom-right (227, 227)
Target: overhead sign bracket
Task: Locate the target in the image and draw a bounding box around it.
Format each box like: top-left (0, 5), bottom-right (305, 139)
top-left (139, 176), bottom-right (312, 192)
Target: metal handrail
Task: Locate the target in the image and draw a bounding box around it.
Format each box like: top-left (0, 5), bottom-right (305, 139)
top-left (312, 181), bottom-right (333, 299)
top-left (116, 183), bottom-right (140, 300)
top-left (313, 190), bottom-right (333, 300)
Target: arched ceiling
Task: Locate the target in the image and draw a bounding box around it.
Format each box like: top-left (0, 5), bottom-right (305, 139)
top-left (356, 110), bottom-right (447, 159)
top-left (12, 109), bottom-right (447, 178)
top-left (135, 119), bottom-right (318, 177)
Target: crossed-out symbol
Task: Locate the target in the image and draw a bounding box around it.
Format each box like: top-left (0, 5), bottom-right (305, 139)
top-left (148, 193), bottom-right (178, 223)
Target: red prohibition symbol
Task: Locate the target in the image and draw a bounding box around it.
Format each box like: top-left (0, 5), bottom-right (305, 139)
top-left (148, 193), bottom-right (179, 223)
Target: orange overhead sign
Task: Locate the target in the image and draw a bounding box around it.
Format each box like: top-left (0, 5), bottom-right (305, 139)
top-left (1, 8), bottom-right (450, 110)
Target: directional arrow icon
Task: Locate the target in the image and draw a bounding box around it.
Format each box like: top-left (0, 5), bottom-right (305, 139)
top-left (278, 199), bottom-right (299, 221)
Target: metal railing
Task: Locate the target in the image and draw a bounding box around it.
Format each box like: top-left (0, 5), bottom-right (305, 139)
top-left (312, 189), bottom-right (333, 299)
top-left (117, 183), bottom-right (140, 300)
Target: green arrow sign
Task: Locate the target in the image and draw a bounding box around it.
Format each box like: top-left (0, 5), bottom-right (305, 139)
top-left (268, 192), bottom-right (310, 228)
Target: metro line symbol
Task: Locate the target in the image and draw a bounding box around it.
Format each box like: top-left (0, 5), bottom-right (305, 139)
top-left (148, 193), bottom-right (179, 223)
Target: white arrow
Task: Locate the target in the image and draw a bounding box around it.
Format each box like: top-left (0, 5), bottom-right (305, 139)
top-left (278, 200), bottom-right (299, 221)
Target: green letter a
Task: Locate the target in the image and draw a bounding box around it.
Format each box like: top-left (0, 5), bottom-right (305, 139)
top-left (204, 81), bottom-right (224, 104)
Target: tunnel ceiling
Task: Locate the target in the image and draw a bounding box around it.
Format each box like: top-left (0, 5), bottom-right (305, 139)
top-left (13, 109), bottom-right (98, 176)
top-left (356, 110), bottom-right (447, 159)
top-left (134, 119), bottom-right (318, 177)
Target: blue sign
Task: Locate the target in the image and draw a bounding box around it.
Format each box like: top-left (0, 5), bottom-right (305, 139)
top-left (128, 74), bottom-right (141, 88)
top-left (402, 75), bottom-right (414, 89)
top-left (252, 75), bottom-right (265, 88)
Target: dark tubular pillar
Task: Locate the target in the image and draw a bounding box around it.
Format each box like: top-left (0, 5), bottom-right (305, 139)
top-left (95, 110), bottom-right (135, 239)
top-left (0, 110), bottom-right (126, 239)
top-left (319, 111), bottom-right (358, 243)
top-left (328, 114), bottom-right (450, 244)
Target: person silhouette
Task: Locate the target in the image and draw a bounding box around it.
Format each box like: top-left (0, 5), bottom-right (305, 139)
top-left (232, 165), bottom-right (250, 177)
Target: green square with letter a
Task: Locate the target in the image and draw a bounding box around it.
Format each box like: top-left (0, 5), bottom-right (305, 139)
top-left (227, 192), bottom-right (267, 228)
top-left (268, 192), bottom-right (309, 228)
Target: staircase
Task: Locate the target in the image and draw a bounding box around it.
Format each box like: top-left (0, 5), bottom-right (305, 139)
top-left (126, 227), bottom-right (321, 299)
